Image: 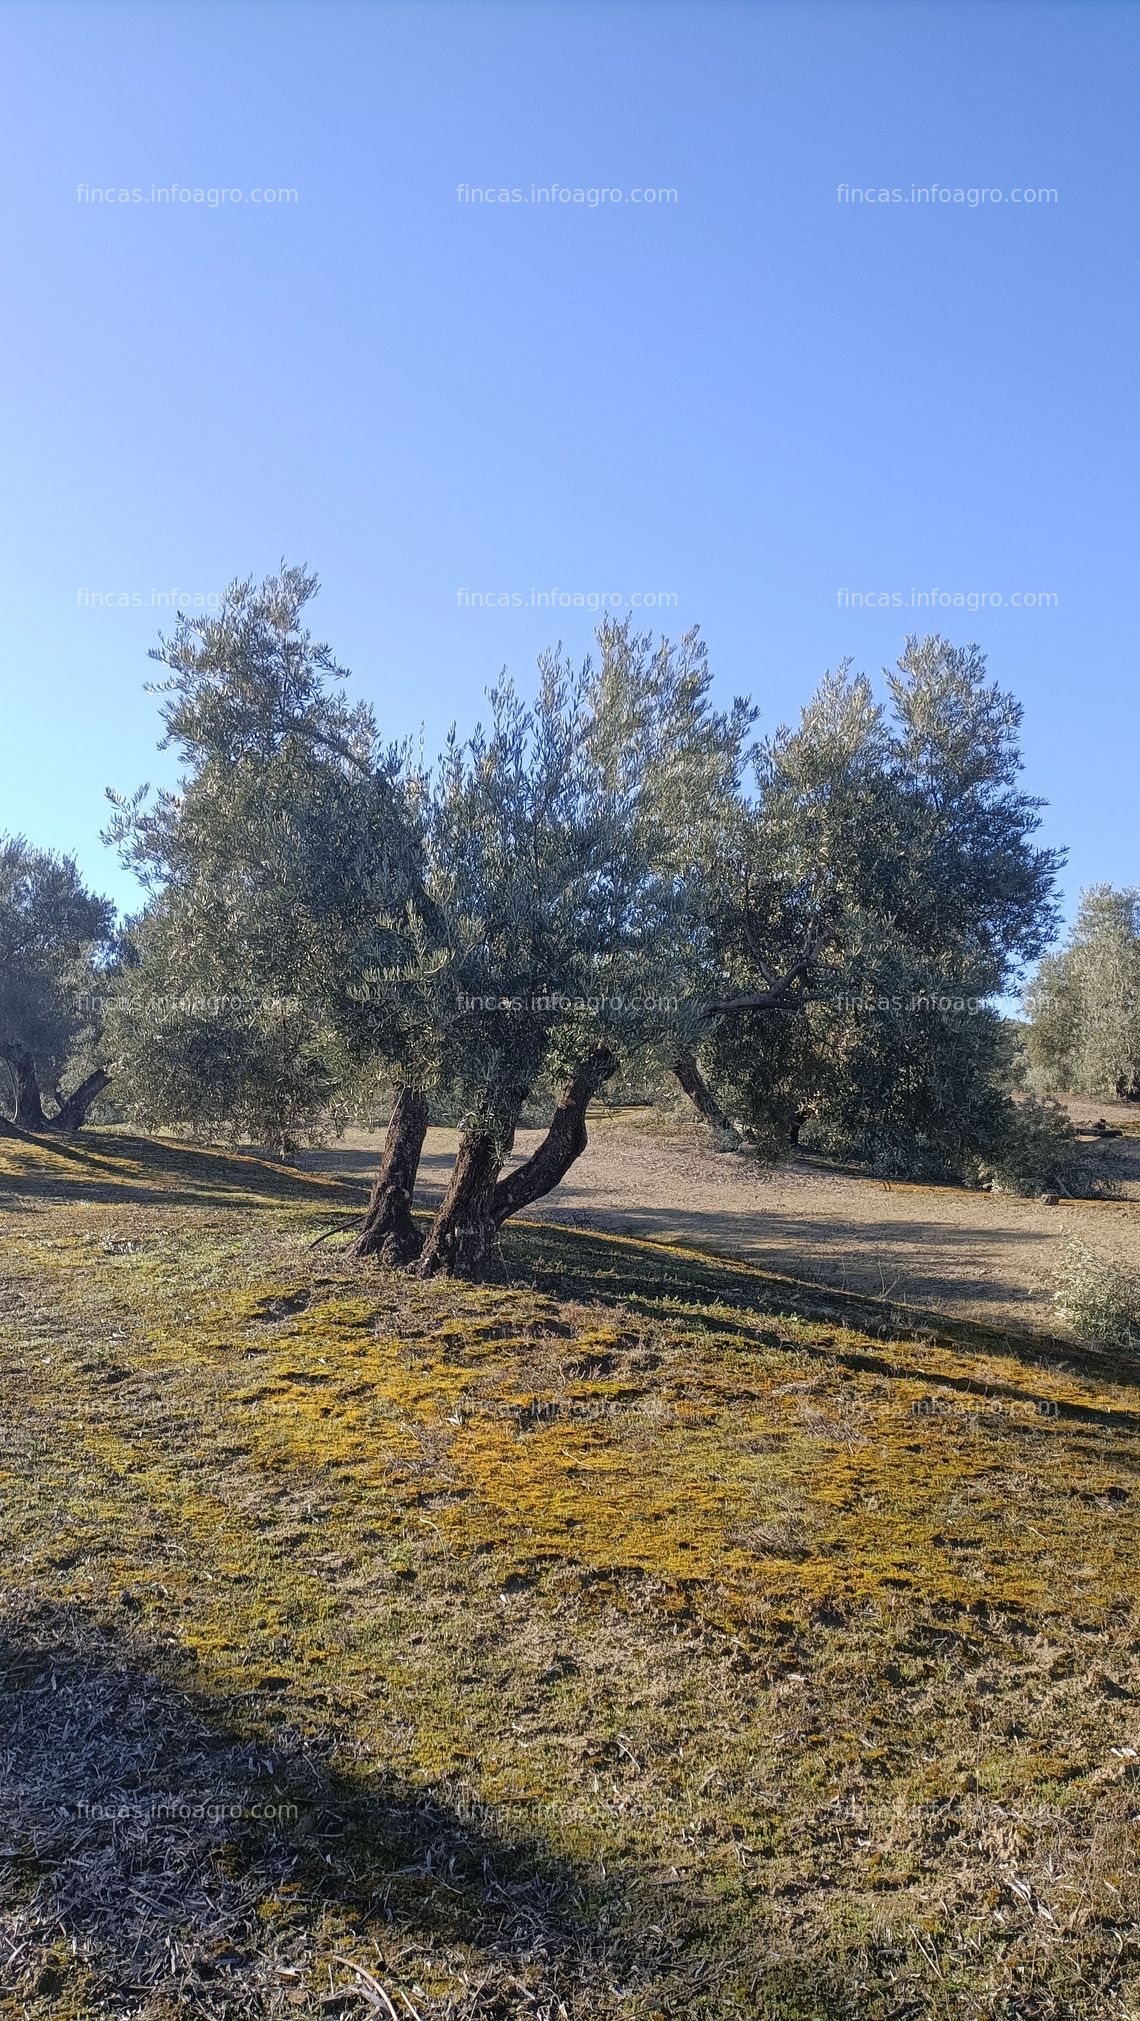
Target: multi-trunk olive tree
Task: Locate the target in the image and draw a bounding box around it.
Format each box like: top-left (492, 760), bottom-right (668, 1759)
top-left (353, 617), bottom-right (832, 1277)
top-left (349, 638), bottom-right (676, 1277)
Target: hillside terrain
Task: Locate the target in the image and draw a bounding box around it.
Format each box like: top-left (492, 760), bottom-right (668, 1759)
top-left (1, 1130), bottom-right (1139, 2018)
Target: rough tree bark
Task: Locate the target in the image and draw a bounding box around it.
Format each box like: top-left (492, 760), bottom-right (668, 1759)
top-left (416, 1046), bottom-right (618, 1279)
top-left (492, 1044), bottom-right (616, 1225)
top-left (47, 1068), bottom-right (112, 1134)
top-left (672, 1052), bottom-right (746, 1146)
top-left (0, 1044), bottom-right (46, 1131)
top-left (0, 1055), bottom-right (17, 1131)
top-left (351, 1086), bottom-right (430, 1265)
top-left (415, 937), bottom-right (823, 1282)
top-left (416, 1127), bottom-right (505, 1280)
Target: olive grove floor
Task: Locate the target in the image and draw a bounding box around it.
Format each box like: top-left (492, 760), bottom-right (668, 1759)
top-left (304, 1100), bottom-right (1140, 1344)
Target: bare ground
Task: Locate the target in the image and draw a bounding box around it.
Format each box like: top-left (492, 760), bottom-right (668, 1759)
top-left (306, 1097), bottom-right (1140, 1340)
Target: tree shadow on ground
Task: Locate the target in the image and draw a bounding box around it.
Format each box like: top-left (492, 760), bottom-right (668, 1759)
top-left (315, 1129), bottom-right (1097, 1340)
top-left (0, 1601), bottom-right (868, 2021)
top-left (500, 1217), bottom-right (1140, 1401)
top-left (529, 1195), bottom-right (1053, 1328)
top-left (0, 1129), bottom-right (365, 1215)
top-left (0, 1602), bottom-right (628, 2018)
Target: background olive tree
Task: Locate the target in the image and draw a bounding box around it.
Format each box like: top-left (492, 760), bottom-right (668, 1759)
top-left (0, 833), bottom-right (114, 1130)
top-left (698, 638), bottom-right (1063, 1181)
top-left (1025, 886), bottom-right (1140, 1102)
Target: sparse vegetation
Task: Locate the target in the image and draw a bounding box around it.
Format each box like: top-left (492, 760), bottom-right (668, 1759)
top-left (1055, 1240), bottom-right (1140, 1348)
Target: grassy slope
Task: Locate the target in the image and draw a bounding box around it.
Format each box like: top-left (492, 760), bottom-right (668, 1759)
top-left (1, 1131), bottom-right (1139, 2020)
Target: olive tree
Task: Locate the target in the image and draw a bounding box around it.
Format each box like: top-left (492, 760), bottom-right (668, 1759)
top-left (0, 834), bottom-right (114, 1130)
top-left (353, 617), bottom-right (820, 1278)
top-left (1026, 886), bottom-right (1140, 1101)
top-left (104, 567), bottom-right (419, 1156)
top-left (698, 637), bottom-right (1063, 1179)
top-left (351, 649), bottom-right (649, 1277)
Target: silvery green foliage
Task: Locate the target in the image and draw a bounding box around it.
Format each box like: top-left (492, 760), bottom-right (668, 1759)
top-left (583, 617), bottom-right (758, 1061)
top-left (1055, 1240), bottom-right (1140, 1348)
top-left (701, 637), bottom-right (1063, 1177)
top-left (1026, 886), bottom-right (1140, 1101)
top-left (0, 834), bottom-right (114, 1115)
top-left (105, 908), bottom-right (340, 1154)
top-left (100, 584), bottom-right (1064, 1187)
top-left (103, 568), bottom-right (418, 1153)
top-left (351, 618), bottom-right (757, 1136)
top-left (751, 636), bottom-right (1059, 997)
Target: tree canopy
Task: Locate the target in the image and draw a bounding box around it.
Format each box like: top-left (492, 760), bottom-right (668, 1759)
top-left (1026, 886), bottom-right (1140, 1102)
top-left (21, 565), bottom-right (1069, 1271)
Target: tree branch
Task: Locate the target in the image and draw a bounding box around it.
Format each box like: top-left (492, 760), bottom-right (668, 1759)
top-left (740, 869), bottom-right (777, 987)
top-left (492, 1044), bottom-right (616, 1224)
top-left (46, 1067), bottom-right (112, 1133)
top-left (672, 1054), bottom-right (746, 1143)
top-left (701, 915), bottom-right (825, 1019)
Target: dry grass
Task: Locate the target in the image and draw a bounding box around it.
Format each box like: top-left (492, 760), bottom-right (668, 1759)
top-left (1, 1128), bottom-right (1140, 2017)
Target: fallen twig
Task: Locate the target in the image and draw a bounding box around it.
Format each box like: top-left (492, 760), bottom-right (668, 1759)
top-left (308, 1218), bottom-right (362, 1249)
top-left (330, 1956), bottom-right (402, 2018)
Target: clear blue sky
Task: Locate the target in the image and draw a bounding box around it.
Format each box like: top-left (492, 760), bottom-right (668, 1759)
top-left (2, 0), bottom-right (1136, 976)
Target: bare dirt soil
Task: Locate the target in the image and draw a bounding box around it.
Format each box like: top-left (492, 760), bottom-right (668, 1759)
top-left (307, 1097), bottom-right (1140, 1340)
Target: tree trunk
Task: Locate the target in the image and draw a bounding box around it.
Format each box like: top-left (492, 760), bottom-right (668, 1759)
top-left (47, 1067), bottom-right (111, 1133)
top-left (0, 1053), bottom-right (17, 1126)
top-left (492, 1045), bottom-right (615, 1225)
top-left (416, 1128), bottom-right (504, 1280)
top-left (350, 1086), bottom-right (430, 1266)
top-left (0, 1044), bottom-right (46, 1130)
top-left (672, 1053), bottom-right (745, 1145)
